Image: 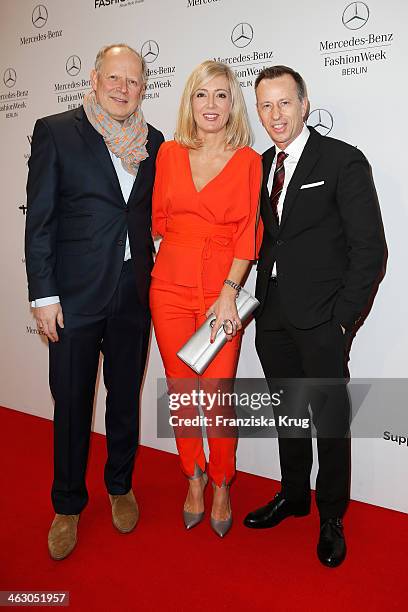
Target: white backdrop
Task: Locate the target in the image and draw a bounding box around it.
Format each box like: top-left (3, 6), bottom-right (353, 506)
top-left (1, 0), bottom-right (407, 513)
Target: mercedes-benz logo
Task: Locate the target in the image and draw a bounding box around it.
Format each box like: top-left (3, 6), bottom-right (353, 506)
top-left (3, 68), bottom-right (17, 88)
top-left (307, 109), bottom-right (334, 136)
top-left (32, 4), bottom-right (48, 28)
top-left (141, 40), bottom-right (160, 64)
top-left (342, 2), bottom-right (369, 30)
top-left (66, 55), bottom-right (81, 77)
top-left (231, 23), bottom-right (254, 48)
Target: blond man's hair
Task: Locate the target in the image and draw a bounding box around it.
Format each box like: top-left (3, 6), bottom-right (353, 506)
top-left (94, 43), bottom-right (147, 84)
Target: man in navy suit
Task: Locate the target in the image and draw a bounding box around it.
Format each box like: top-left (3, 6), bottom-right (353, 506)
top-left (25, 44), bottom-right (164, 559)
top-left (244, 66), bottom-right (386, 567)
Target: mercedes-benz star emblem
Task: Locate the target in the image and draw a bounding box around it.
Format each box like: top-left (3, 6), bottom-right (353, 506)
top-left (32, 4), bottom-right (48, 28)
top-left (3, 68), bottom-right (17, 88)
top-left (141, 40), bottom-right (160, 64)
top-left (342, 2), bottom-right (369, 30)
top-left (231, 23), bottom-right (254, 48)
top-left (66, 55), bottom-right (81, 77)
top-left (307, 109), bottom-right (334, 136)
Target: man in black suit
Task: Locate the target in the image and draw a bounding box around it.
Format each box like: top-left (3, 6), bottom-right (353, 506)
top-left (243, 66), bottom-right (386, 567)
top-left (25, 44), bottom-right (164, 560)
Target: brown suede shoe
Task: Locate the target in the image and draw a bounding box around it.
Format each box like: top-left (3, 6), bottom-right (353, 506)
top-left (48, 514), bottom-right (80, 560)
top-left (109, 490), bottom-right (139, 533)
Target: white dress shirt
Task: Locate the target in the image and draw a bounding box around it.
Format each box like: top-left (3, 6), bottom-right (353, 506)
top-left (31, 149), bottom-right (137, 308)
top-left (268, 123), bottom-right (310, 277)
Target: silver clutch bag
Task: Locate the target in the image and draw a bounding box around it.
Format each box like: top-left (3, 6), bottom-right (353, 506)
top-left (177, 288), bottom-right (260, 375)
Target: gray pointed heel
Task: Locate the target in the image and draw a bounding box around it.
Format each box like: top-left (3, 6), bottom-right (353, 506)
top-left (183, 467), bottom-right (208, 530)
top-left (184, 509), bottom-right (205, 530)
top-left (211, 482), bottom-right (232, 538)
top-left (210, 514), bottom-right (233, 538)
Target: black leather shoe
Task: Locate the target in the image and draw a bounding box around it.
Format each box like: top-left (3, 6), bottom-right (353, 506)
top-left (243, 492), bottom-right (310, 529)
top-left (317, 518), bottom-right (346, 568)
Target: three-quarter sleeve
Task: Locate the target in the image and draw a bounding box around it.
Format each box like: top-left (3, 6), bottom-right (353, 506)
top-left (232, 153), bottom-right (263, 261)
top-left (151, 142), bottom-right (169, 238)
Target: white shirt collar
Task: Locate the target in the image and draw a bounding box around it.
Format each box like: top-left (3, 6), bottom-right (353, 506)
top-left (275, 123), bottom-right (310, 161)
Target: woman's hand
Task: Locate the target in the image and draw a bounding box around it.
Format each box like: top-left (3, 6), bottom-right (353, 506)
top-left (206, 288), bottom-right (242, 343)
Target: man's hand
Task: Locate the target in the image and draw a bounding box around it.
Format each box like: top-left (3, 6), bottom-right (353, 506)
top-left (33, 303), bottom-right (64, 342)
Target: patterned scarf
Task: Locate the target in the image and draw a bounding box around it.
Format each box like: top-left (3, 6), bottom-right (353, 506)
top-left (83, 90), bottom-right (148, 175)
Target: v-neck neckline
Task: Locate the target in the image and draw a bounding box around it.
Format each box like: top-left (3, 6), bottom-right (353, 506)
top-left (185, 146), bottom-right (243, 194)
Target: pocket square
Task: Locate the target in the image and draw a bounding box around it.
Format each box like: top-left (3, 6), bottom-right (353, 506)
top-left (300, 181), bottom-right (325, 189)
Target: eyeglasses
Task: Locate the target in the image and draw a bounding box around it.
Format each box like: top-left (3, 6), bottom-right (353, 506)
top-left (101, 73), bottom-right (142, 90)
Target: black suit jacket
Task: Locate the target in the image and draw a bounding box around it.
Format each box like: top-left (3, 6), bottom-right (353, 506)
top-left (256, 127), bottom-right (386, 330)
top-left (25, 106), bottom-right (164, 314)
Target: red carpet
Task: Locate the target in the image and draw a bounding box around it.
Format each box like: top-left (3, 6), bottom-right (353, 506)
top-left (0, 406), bottom-right (406, 611)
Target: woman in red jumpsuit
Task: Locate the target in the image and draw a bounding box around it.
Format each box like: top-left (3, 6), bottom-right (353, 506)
top-left (150, 60), bottom-right (262, 537)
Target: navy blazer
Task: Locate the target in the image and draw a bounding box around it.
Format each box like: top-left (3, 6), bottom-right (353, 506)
top-left (25, 106), bottom-right (164, 314)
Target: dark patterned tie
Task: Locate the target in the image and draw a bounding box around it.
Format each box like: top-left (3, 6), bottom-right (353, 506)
top-left (270, 151), bottom-right (288, 224)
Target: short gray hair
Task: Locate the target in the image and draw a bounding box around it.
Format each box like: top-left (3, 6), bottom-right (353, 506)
top-left (94, 44), bottom-right (147, 84)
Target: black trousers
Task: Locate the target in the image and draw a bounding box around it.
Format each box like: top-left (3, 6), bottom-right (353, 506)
top-left (49, 260), bottom-right (151, 515)
top-left (255, 279), bottom-right (351, 520)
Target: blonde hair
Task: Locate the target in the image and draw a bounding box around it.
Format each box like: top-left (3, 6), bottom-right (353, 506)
top-left (175, 60), bottom-right (253, 149)
top-left (94, 44), bottom-right (147, 84)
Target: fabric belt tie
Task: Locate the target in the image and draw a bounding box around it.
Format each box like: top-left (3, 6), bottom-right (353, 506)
top-left (164, 220), bottom-right (235, 314)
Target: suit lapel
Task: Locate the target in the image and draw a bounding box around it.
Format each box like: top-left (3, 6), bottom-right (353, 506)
top-left (127, 128), bottom-right (153, 206)
top-left (74, 107), bottom-right (126, 206)
top-left (127, 160), bottom-right (145, 204)
top-left (261, 146), bottom-right (279, 233)
top-left (280, 127), bottom-right (321, 229)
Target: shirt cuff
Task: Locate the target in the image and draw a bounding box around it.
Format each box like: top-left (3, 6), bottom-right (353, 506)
top-left (31, 296), bottom-right (60, 308)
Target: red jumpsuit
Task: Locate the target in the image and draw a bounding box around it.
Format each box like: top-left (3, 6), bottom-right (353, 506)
top-left (150, 140), bottom-right (262, 485)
